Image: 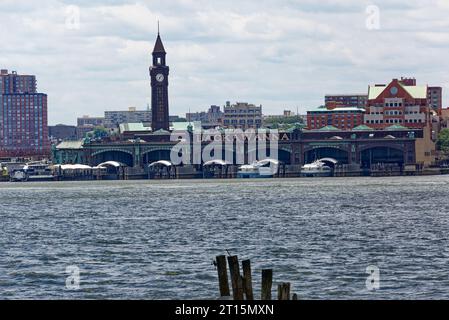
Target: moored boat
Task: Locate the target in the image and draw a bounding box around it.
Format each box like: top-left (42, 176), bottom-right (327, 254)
top-left (237, 159), bottom-right (279, 178)
top-left (301, 160), bottom-right (333, 177)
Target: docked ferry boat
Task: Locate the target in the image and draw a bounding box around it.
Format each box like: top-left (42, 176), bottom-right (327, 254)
top-left (301, 160), bottom-right (333, 177)
top-left (10, 162), bottom-right (55, 182)
top-left (237, 159), bottom-right (279, 178)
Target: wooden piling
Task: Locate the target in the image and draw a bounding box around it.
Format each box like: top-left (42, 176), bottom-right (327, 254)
top-left (261, 269), bottom-right (273, 300)
top-left (277, 282), bottom-right (291, 300)
top-left (227, 256), bottom-right (244, 300)
top-left (242, 259), bottom-right (254, 300)
top-left (216, 255), bottom-right (230, 297)
top-left (292, 293), bottom-right (298, 300)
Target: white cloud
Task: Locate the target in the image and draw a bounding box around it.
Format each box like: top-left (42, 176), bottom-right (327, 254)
top-left (0, 0), bottom-right (448, 124)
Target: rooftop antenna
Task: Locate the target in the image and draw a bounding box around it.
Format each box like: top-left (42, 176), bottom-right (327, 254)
top-left (158, 20), bottom-right (160, 35)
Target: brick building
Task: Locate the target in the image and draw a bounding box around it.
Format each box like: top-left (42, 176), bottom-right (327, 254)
top-left (365, 78), bottom-right (430, 129)
top-left (0, 69), bottom-right (49, 158)
top-left (307, 106), bottom-right (365, 130)
top-left (325, 94), bottom-right (368, 109)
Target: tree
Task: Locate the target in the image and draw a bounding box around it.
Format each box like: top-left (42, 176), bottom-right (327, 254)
top-left (86, 126), bottom-right (109, 139)
top-left (436, 128), bottom-right (449, 155)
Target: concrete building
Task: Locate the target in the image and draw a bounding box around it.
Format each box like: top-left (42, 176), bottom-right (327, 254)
top-left (223, 102), bottom-right (262, 129)
top-left (325, 94), bottom-right (368, 109)
top-left (186, 105), bottom-right (223, 129)
top-left (0, 69), bottom-right (49, 158)
top-left (307, 106), bottom-right (365, 130)
top-left (104, 107), bottom-right (152, 128)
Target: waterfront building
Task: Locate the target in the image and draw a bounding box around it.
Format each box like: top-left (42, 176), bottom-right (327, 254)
top-left (0, 69), bottom-right (49, 158)
top-left (53, 32), bottom-right (438, 173)
top-left (223, 101), bottom-right (263, 129)
top-left (325, 94), bottom-right (368, 109)
top-left (186, 105), bottom-right (223, 129)
top-left (307, 106), bottom-right (365, 130)
top-left (365, 78), bottom-right (431, 129)
top-left (104, 107), bottom-right (152, 128)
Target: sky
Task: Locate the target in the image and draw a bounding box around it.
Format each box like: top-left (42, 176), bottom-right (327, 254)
top-left (1, 0), bottom-right (449, 125)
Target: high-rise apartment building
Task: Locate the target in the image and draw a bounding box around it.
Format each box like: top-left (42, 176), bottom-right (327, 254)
top-left (0, 69), bottom-right (49, 158)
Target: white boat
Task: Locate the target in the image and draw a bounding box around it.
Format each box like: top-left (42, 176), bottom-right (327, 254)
top-left (237, 159), bottom-right (279, 178)
top-left (15, 162), bottom-right (55, 182)
top-left (301, 160), bottom-right (333, 177)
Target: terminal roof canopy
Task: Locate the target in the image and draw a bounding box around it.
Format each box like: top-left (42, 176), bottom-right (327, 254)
top-left (317, 125), bottom-right (341, 131)
top-left (56, 140), bottom-right (84, 150)
top-left (352, 125), bottom-right (374, 131)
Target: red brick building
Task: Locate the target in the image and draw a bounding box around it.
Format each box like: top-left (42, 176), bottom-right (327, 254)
top-left (325, 94), bottom-right (368, 109)
top-left (307, 106), bottom-right (365, 130)
top-left (0, 69), bottom-right (49, 158)
top-left (365, 78), bottom-right (430, 129)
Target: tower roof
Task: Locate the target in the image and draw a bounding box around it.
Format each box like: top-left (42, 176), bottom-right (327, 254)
top-left (153, 34), bottom-right (166, 54)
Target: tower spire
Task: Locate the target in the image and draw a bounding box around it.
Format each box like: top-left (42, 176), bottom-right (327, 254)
top-left (153, 23), bottom-right (166, 54)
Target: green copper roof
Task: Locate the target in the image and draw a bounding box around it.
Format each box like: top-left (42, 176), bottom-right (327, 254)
top-left (386, 124), bottom-right (408, 130)
top-left (352, 125), bottom-right (374, 131)
top-left (317, 125), bottom-right (341, 131)
top-left (368, 82), bottom-right (427, 100)
top-left (119, 123), bottom-right (151, 132)
top-left (171, 121), bottom-right (201, 131)
top-left (401, 83), bottom-right (427, 99)
top-left (56, 140), bottom-right (84, 150)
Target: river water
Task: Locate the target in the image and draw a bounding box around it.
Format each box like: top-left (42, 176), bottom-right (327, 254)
top-left (1, 176), bottom-right (449, 300)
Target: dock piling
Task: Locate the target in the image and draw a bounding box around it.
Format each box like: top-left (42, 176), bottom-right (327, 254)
top-left (261, 269), bottom-right (273, 300)
top-left (227, 256), bottom-right (244, 300)
top-left (277, 282), bottom-right (291, 300)
top-left (216, 255), bottom-right (230, 297)
top-left (242, 259), bottom-right (254, 300)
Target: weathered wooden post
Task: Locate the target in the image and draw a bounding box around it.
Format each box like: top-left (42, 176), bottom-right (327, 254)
top-left (292, 293), bottom-right (298, 300)
top-left (216, 255), bottom-right (230, 297)
top-left (227, 256), bottom-right (244, 300)
top-left (242, 259), bottom-right (254, 300)
top-left (261, 269), bottom-right (273, 300)
top-left (277, 283), bottom-right (291, 300)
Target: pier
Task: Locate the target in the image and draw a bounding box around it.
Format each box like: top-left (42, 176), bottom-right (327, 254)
top-left (214, 254), bottom-right (298, 301)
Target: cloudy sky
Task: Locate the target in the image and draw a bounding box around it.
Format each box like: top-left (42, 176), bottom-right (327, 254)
top-left (1, 0), bottom-right (449, 125)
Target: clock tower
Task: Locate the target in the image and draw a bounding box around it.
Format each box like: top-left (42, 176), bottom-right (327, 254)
top-left (150, 30), bottom-right (170, 132)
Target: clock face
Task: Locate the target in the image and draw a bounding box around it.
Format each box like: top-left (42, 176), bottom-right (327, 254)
top-left (156, 73), bottom-right (165, 82)
top-left (390, 86), bottom-right (398, 96)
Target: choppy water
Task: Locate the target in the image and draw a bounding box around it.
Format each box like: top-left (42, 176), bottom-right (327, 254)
top-left (1, 176), bottom-right (449, 300)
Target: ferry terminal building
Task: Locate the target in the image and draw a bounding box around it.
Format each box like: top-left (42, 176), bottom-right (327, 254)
top-left (53, 32), bottom-right (437, 176)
